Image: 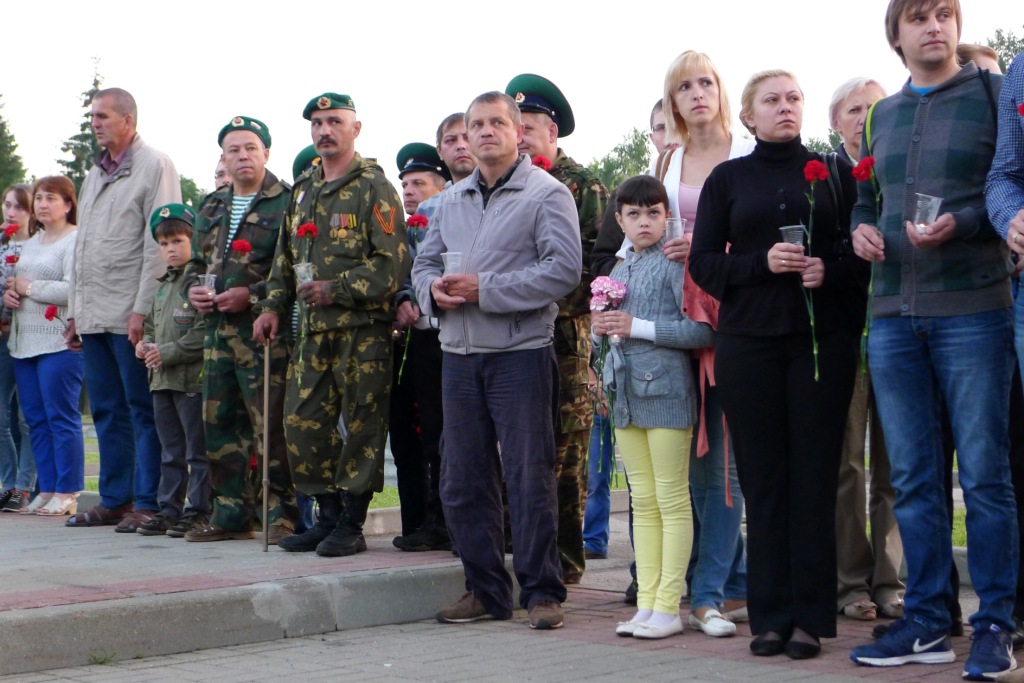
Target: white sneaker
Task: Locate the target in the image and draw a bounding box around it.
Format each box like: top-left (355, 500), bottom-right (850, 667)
top-left (688, 609), bottom-right (737, 637)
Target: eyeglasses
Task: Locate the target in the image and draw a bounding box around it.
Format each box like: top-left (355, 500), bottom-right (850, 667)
top-left (651, 124), bottom-right (666, 133)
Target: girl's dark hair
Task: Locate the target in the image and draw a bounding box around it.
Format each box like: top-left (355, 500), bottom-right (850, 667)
top-left (615, 175), bottom-right (670, 211)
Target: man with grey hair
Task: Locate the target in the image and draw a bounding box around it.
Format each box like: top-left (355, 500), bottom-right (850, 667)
top-left (412, 91), bottom-right (581, 629)
top-left (65, 87), bottom-right (181, 532)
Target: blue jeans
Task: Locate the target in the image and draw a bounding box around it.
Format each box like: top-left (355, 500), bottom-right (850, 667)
top-left (1014, 287), bottom-right (1024, 377)
top-left (440, 347), bottom-right (566, 617)
top-left (83, 333), bottom-right (162, 511)
top-left (689, 385), bottom-right (747, 610)
top-left (583, 414), bottom-right (614, 555)
top-left (0, 335), bottom-right (35, 491)
top-left (14, 351), bottom-right (85, 494)
top-left (869, 309), bottom-right (1019, 632)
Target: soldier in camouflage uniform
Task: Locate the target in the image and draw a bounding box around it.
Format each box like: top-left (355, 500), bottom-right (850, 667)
top-left (254, 93), bottom-right (410, 558)
top-left (506, 74), bottom-right (609, 583)
top-left (185, 116), bottom-right (299, 543)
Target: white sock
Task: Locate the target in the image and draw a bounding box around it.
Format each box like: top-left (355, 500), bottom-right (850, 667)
top-left (645, 611), bottom-right (678, 628)
top-left (631, 609), bottom-right (653, 624)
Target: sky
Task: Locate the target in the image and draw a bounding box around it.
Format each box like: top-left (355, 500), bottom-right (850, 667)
top-left (2, 0), bottom-right (1023, 194)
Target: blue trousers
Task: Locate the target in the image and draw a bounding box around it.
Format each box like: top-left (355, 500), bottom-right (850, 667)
top-left (0, 335), bottom-right (34, 491)
top-left (14, 351), bottom-right (84, 494)
top-left (440, 347), bottom-right (566, 617)
top-left (583, 414), bottom-right (614, 555)
top-left (83, 333), bottom-right (161, 511)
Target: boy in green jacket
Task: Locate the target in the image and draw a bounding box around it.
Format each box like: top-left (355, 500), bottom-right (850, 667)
top-left (134, 203), bottom-right (210, 537)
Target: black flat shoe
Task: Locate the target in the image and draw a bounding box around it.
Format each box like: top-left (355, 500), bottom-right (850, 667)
top-left (785, 638), bottom-right (821, 659)
top-left (750, 631), bottom-right (785, 656)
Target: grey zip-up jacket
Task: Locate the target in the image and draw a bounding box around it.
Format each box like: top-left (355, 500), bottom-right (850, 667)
top-left (412, 155), bottom-right (582, 354)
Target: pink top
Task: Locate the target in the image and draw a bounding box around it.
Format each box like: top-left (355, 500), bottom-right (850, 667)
top-left (676, 182), bottom-right (701, 227)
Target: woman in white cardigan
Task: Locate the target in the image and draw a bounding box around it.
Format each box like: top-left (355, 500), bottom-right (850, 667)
top-left (643, 50), bottom-right (754, 639)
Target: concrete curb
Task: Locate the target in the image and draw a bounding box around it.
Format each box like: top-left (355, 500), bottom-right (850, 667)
top-left (0, 563), bottom-right (470, 676)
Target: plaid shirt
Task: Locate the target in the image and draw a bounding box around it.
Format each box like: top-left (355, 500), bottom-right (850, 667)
top-left (853, 63), bottom-right (1013, 318)
top-left (986, 55), bottom-right (1024, 241)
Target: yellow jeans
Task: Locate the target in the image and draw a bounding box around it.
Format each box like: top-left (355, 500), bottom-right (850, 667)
top-left (617, 425), bottom-right (693, 614)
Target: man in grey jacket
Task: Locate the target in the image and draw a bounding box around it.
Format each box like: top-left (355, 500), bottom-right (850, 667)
top-left (412, 91), bottom-right (581, 630)
top-left (65, 88), bottom-right (181, 532)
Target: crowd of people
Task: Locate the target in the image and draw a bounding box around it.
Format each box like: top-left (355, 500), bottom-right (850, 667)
top-left (3, 0), bottom-right (1024, 678)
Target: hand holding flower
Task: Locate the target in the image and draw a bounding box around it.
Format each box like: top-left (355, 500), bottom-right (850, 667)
top-left (2, 287), bottom-right (18, 310)
top-left (592, 309), bottom-right (633, 339)
top-left (801, 257), bottom-right (825, 288)
top-left (396, 300), bottom-right (420, 327)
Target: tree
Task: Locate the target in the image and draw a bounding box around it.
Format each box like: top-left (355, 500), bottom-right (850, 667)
top-left (179, 175), bottom-right (207, 209)
top-left (0, 96), bottom-right (25, 192)
top-left (805, 130), bottom-right (844, 155)
top-left (587, 128), bottom-right (651, 191)
top-left (58, 63), bottom-right (103, 194)
top-left (987, 25), bottom-right (1024, 72)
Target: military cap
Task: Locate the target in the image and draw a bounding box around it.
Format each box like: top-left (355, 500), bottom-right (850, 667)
top-left (505, 73), bottom-right (575, 137)
top-left (218, 115), bottom-right (272, 148)
top-left (396, 142), bottom-right (450, 181)
top-left (292, 145), bottom-right (321, 182)
top-left (149, 203), bottom-right (196, 239)
top-left (303, 92), bottom-right (356, 120)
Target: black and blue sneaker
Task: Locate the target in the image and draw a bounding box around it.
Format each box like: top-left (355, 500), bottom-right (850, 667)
top-left (963, 624), bottom-right (1016, 680)
top-left (851, 617), bottom-right (955, 667)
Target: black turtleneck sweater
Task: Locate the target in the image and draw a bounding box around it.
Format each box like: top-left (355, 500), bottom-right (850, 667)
top-left (688, 136), bottom-right (868, 337)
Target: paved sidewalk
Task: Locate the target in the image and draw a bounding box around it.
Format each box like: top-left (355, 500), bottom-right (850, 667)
top-left (0, 586), bottom-right (988, 683)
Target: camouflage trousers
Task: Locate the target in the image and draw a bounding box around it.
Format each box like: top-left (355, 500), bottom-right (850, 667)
top-left (554, 314), bottom-right (594, 582)
top-left (203, 318), bottom-right (298, 530)
top-left (285, 322), bottom-right (392, 497)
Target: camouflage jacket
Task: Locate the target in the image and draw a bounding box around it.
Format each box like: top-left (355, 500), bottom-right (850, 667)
top-left (190, 170), bottom-right (291, 307)
top-left (548, 149), bottom-right (608, 319)
top-left (257, 154), bottom-right (410, 332)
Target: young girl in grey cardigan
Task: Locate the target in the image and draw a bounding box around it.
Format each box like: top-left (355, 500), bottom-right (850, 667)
top-left (592, 175), bottom-right (714, 639)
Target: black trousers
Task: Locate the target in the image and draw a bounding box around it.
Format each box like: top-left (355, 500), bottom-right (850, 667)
top-left (389, 328), bottom-right (444, 536)
top-left (715, 331), bottom-right (857, 638)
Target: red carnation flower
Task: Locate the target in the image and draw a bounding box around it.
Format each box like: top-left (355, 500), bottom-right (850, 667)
top-left (3, 224), bottom-right (17, 238)
top-left (44, 305), bottom-right (58, 321)
top-left (532, 155), bottom-right (552, 171)
top-left (1018, 103), bottom-right (1024, 117)
top-left (297, 223), bottom-right (318, 239)
top-left (4, 254), bottom-right (17, 266)
top-left (231, 239), bottom-right (253, 254)
top-left (852, 156), bottom-right (875, 182)
top-left (803, 159), bottom-right (829, 183)
top-left (407, 214), bottom-right (428, 228)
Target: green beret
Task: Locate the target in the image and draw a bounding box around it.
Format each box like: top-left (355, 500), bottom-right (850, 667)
top-left (505, 73), bottom-right (575, 137)
top-left (218, 115), bottom-right (272, 148)
top-left (292, 144), bottom-right (321, 182)
top-left (397, 142), bottom-right (450, 181)
top-left (302, 93), bottom-right (356, 120)
top-left (149, 203), bottom-right (196, 240)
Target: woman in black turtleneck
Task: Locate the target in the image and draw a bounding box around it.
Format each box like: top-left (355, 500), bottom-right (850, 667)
top-left (688, 69), bottom-right (868, 660)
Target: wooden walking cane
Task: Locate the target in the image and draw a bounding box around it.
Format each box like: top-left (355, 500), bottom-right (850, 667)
top-left (262, 338), bottom-right (271, 552)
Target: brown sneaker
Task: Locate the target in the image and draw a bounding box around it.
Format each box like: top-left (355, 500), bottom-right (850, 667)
top-left (436, 591), bottom-right (496, 624)
top-left (528, 600), bottom-right (564, 630)
top-left (185, 523), bottom-right (255, 542)
top-left (266, 520), bottom-right (295, 545)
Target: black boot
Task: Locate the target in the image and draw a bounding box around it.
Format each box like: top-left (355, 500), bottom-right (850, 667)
top-left (279, 492), bottom-right (341, 552)
top-left (316, 490), bottom-right (371, 557)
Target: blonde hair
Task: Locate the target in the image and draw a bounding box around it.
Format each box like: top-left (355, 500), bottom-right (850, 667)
top-left (739, 69), bottom-right (801, 135)
top-left (828, 78), bottom-right (886, 130)
top-left (663, 51), bottom-right (732, 143)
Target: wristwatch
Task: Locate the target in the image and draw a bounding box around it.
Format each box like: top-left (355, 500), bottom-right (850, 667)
top-left (249, 293), bottom-right (259, 306)
top-left (24, 283), bottom-right (32, 298)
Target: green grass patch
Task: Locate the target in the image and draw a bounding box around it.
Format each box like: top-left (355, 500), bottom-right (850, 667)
top-left (369, 486), bottom-right (399, 509)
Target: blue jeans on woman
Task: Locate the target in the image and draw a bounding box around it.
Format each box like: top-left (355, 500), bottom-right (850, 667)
top-left (0, 335), bottom-right (35, 492)
top-left (869, 309), bottom-right (1018, 633)
top-left (689, 384), bottom-right (746, 610)
top-left (14, 350), bottom-right (85, 494)
top-left (583, 414), bottom-right (614, 556)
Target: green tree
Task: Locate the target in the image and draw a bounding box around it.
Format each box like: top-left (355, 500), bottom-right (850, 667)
top-left (179, 175), bottom-right (207, 208)
top-left (987, 26), bottom-right (1023, 72)
top-left (58, 64), bottom-right (103, 194)
top-left (587, 128), bottom-right (651, 191)
top-left (0, 96), bottom-right (25, 192)
top-left (805, 130), bottom-right (844, 155)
